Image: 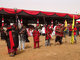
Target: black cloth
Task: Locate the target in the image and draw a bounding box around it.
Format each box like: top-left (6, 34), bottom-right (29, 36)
top-left (55, 36), bottom-right (62, 44)
top-left (6, 29), bottom-right (19, 49)
top-left (19, 27), bottom-right (30, 42)
top-left (24, 30), bottom-right (30, 42)
top-left (1, 31), bottom-right (7, 40)
top-left (69, 31), bottom-right (72, 36)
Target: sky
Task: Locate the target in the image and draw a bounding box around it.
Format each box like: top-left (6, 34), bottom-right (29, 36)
top-left (0, 0), bottom-right (80, 14)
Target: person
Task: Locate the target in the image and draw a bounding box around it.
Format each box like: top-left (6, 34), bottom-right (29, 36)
top-left (74, 26), bottom-right (77, 43)
top-left (5, 24), bottom-right (18, 57)
top-left (1, 26), bottom-right (7, 40)
top-left (79, 27), bottom-right (80, 37)
top-left (69, 24), bottom-right (72, 36)
top-left (76, 24), bottom-right (79, 36)
top-left (33, 27), bottom-right (40, 49)
top-left (29, 28), bottom-right (33, 36)
top-left (41, 26), bottom-right (45, 36)
top-left (19, 24), bottom-right (26, 50)
top-left (52, 25), bottom-right (56, 37)
top-left (45, 25), bottom-right (51, 46)
top-left (63, 24), bottom-right (68, 37)
top-left (55, 24), bottom-right (64, 45)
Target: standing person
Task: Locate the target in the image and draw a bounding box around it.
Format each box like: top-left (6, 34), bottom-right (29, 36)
top-left (79, 26), bottom-right (80, 37)
top-left (5, 24), bottom-right (18, 57)
top-left (55, 24), bottom-right (64, 45)
top-left (74, 26), bottom-right (77, 43)
top-left (45, 26), bottom-right (51, 46)
top-left (19, 24), bottom-right (26, 50)
top-left (69, 24), bottom-right (72, 36)
top-left (41, 25), bottom-right (46, 36)
top-left (76, 24), bottom-right (79, 36)
top-left (33, 27), bottom-right (40, 49)
top-left (1, 26), bottom-right (7, 40)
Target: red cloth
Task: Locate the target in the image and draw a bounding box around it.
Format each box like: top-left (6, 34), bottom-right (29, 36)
top-left (33, 30), bottom-right (40, 48)
top-left (44, 25), bottom-right (47, 34)
top-left (8, 48), bottom-right (17, 53)
top-left (3, 8), bottom-right (15, 14)
top-left (2, 23), bottom-right (4, 26)
top-left (0, 8), bottom-right (79, 19)
top-left (41, 11), bottom-right (55, 16)
top-left (46, 34), bottom-right (51, 40)
top-left (33, 30), bottom-right (40, 42)
top-left (47, 26), bottom-right (52, 33)
top-left (2, 17), bottom-right (4, 26)
top-left (68, 14), bottom-right (79, 19)
top-left (23, 10), bottom-right (40, 15)
top-left (34, 42), bottom-right (39, 48)
top-left (79, 28), bottom-right (80, 31)
top-left (74, 27), bottom-right (77, 35)
top-left (55, 26), bottom-right (63, 37)
top-left (45, 27), bottom-right (51, 40)
top-left (51, 24), bottom-right (53, 28)
top-left (9, 31), bottom-right (14, 50)
top-left (69, 25), bottom-right (72, 31)
top-left (56, 13), bottom-right (67, 17)
top-left (55, 26), bottom-right (60, 34)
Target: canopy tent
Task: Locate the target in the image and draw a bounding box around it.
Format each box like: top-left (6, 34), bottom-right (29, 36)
top-left (0, 7), bottom-right (80, 26)
top-left (0, 7), bottom-right (79, 19)
top-left (76, 19), bottom-right (80, 23)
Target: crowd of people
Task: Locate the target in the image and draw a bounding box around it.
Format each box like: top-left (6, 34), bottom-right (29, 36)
top-left (1, 22), bottom-right (80, 57)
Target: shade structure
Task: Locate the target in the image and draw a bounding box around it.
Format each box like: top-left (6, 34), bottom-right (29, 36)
top-left (76, 19), bottom-right (80, 23)
top-left (0, 7), bottom-right (80, 19)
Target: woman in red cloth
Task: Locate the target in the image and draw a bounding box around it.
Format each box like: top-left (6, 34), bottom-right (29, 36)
top-left (33, 27), bottom-right (40, 49)
top-left (5, 24), bottom-right (18, 57)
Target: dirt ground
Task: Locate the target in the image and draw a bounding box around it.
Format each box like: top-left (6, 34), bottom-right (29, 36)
top-left (0, 36), bottom-right (80, 60)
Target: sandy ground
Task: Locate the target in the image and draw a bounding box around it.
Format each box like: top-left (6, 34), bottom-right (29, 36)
top-left (0, 36), bottom-right (80, 60)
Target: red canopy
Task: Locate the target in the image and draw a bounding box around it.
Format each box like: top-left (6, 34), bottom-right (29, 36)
top-left (0, 7), bottom-right (80, 19)
top-left (41, 11), bottom-right (55, 15)
top-left (0, 8), bottom-right (15, 14)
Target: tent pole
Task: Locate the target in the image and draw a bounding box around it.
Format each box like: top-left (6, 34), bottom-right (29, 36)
top-left (43, 16), bottom-right (46, 26)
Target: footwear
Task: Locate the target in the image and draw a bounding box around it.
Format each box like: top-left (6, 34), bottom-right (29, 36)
top-left (14, 52), bottom-right (16, 55)
top-left (9, 53), bottom-right (15, 57)
top-left (74, 40), bottom-right (77, 43)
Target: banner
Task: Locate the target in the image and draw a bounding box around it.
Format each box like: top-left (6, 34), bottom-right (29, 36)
top-left (64, 20), bottom-right (67, 31)
top-left (71, 16), bottom-right (75, 44)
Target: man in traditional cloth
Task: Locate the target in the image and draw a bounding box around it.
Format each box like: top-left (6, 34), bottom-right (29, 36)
top-left (5, 24), bottom-right (18, 57)
top-left (33, 27), bottom-right (40, 48)
top-left (55, 24), bottom-right (64, 45)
